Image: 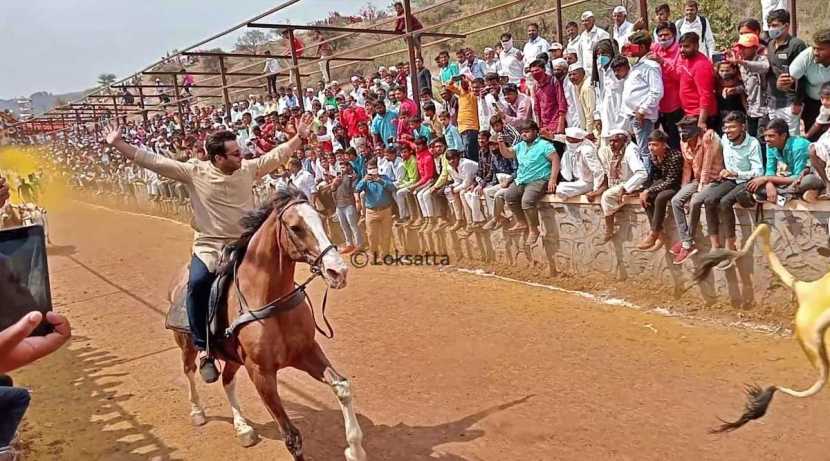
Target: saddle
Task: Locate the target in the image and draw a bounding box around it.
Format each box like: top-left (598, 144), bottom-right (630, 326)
top-left (164, 246), bottom-right (240, 340)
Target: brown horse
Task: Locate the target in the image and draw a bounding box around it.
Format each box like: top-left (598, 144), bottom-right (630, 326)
top-left (168, 187), bottom-right (366, 461)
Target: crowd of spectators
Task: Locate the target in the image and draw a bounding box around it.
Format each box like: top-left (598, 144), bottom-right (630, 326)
top-left (11, 0), bottom-right (830, 265)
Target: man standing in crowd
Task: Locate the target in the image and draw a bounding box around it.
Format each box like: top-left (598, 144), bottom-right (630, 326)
top-left (611, 6), bottom-right (634, 50)
top-left (447, 76), bottom-right (481, 161)
top-left (649, 21), bottom-right (683, 149)
top-left (787, 28), bottom-right (830, 134)
top-left (766, 9), bottom-right (806, 137)
top-left (498, 32), bottom-right (525, 85)
top-left (731, 33), bottom-right (770, 140)
top-left (523, 23), bottom-right (550, 70)
top-left (621, 31), bottom-right (664, 173)
top-left (578, 11), bottom-right (610, 81)
top-left (499, 83), bottom-right (532, 128)
top-left (499, 120), bottom-right (560, 244)
top-left (677, 32), bottom-right (718, 131)
top-left (568, 63), bottom-right (596, 139)
top-left (355, 161), bottom-right (396, 256)
top-left (529, 60), bottom-right (567, 142)
top-left (675, 0), bottom-right (716, 58)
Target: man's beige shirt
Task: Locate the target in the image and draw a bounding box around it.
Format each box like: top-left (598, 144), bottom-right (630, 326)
top-left (133, 146), bottom-right (289, 272)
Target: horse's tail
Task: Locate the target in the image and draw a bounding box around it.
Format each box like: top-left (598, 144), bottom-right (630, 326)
top-left (712, 310), bottom-right (830, 433)
top-left (691, 225), bottom-right (795, 287)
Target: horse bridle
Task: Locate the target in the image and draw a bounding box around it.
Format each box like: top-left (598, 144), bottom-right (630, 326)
top-left (229, 199), bottom-right (337, 339)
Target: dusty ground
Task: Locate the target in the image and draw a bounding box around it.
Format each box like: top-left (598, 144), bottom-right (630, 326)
top-left (13, 201), bottom-right (830, 460)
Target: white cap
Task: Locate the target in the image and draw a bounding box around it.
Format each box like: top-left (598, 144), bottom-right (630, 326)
top-left (484, 47), bottom-right (494, 53)
top-left (565, 127), bottom-right (587, 140)
top-left (581, 10), bottom-right (594, 20)
top-left (378, 66), bottom-right (387, 71)
top-left (331, 80), bottom-right (339, 85)
top-left (568, 63), bottom-right (584, 72)
top-left (608, 129), bottom-right (629, 138)
top-left (389, 66), bottom-right (398, 72)
top-left (552, 58), bottom-right (569, 68)
top-left (613, 5), bottom-right (627, 14)
top-left (549, 42), bottom-right (564, 50)
top-left (351, 76), bottom-right (360, 82)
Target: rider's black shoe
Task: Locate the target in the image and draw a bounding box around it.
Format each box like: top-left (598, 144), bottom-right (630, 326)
top-left (199, 356), bottom-right (220, 383)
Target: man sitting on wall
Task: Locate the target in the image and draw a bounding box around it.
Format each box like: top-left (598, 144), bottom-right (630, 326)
top-left (593, 130), bottom-right (648, 242)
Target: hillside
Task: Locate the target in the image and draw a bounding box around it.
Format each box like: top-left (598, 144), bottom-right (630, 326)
top-left (0, 89), bottom-right (96, 117)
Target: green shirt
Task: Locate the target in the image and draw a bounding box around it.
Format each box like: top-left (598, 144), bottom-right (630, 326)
top-left (432, 154), bottom-right (452, 189)
top-left (515, 137), bottom-right (557, 185)
top-left (765, 136), bottom-right (810, 178)
top-left (397, 156), bottom-right (420, 189)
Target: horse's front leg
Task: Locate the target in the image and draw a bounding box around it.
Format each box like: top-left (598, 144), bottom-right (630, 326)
top-left (245, 364), bottom-right (306, 460)
top-left (222, 362), bottom-right (258, 447)
top-left (296, 342), bottom-right (367, 461)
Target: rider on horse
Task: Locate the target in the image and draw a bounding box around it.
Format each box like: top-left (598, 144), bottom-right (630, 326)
top-left (104, 114), bottom-right (314, 382)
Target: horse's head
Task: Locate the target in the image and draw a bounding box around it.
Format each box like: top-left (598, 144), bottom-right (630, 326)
top-left (277, 197), bottom-right (348, 289)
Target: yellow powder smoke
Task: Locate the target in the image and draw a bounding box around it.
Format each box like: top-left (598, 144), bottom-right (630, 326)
top-left (0, 146), bottom-right (70, 210)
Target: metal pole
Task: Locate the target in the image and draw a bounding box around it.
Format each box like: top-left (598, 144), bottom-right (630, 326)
top-left (639, 0), bottom-right (649, 33)
top-left (403, 0), bottom-right (421, 118)
top-left (556, 0), bottom-right (564, 44)
top-left (791, 0), bottom-right (798, 36)
top-left (111, 94), bottom-right (120, 121)
top-left (287, 29), bottom-right (305, 112)
top-left (172, 76), bottom-right (185, 125)
top-left (219, 55), bottom-right (232, 111)
top-left (137, 85), bottom-right (149, 128)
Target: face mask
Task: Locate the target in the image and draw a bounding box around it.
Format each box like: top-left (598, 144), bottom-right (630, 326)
top-left (598, 55), bottom-right (611, 67)
top-left (532, 70), bottom-right (546, 82)
top-left (627, 56), bottom-right (640, 67)
top-left (565, 141), bottom-right (580, 150)
top-left (719, 72), bottom-right (737, 80)
top-left (768, 26), bottom-right (785, 40)
top-left (658, 37), bottom-right (674, 49)
top-left (679, 126), bottom-right (699, 141)
top-left (502, 39), bottom-right (513, 51)
top-left (818, 105), bottom-right (830, 124)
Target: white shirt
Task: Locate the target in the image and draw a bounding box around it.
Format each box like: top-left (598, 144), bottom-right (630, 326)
top-left (620, 59), bottom-right (664, 122)
top-left (377, 157), bottom-right (405, 182)
top-left (264, 58), bottom-right (282, 74)
top-left (479, 92), bottom-right (506, 131)
top-left (290, 169), bottom-right (316, 200)
top-left (676, 16), bottom-right (716, 58)
top-left (597, 66), bottom-right (627, 137)
top-left (599, 142), bottom-right (648, 192)
top-left (563, 79), bottom-right (582, 129)
top-left (560, 140), bottom-right (596, 183)
top-left (351, 88), bottom-right (367, 108)
top-left (450, 158), bottom-right (479, 192)
top-left (499, 47), bottom-right (525, 83)
top-left (484, 59), bottom-right (502, 76)
top-left (523, 36), bottom-right (551, 68)
top-left (613, 20), bottom-right (634, 50)
top-left (579, 26), bottom-right (611, 80)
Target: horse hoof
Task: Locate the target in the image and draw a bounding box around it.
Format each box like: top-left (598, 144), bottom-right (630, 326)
top-left (345, 447), bottom-right (367, 461)
top-left (238, 428), bottom-right (258, 447)
top-left (190, 411), bottom-right (207, 427)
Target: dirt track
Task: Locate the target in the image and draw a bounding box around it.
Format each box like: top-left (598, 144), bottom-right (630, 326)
top-left (14, 201), bottom-right (830, 460)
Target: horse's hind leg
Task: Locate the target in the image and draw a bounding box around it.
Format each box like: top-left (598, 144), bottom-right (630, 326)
top-left (296, 342), bottom-right (367, 461)
top-left (246, 366), bottom-right (306, 460)
top-left (222, 362), bottom-right (258, 447)
top-left (174, 332), bottom-right (205, 426)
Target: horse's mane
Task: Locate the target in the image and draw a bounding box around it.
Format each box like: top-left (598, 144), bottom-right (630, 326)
top-left (217, 185), bottom-right (306, 276)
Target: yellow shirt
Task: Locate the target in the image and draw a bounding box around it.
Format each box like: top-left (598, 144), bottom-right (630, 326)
top-left (133, 145), bottom-right (292, 271)
top-left (447, 83), bottom-right (480, 133)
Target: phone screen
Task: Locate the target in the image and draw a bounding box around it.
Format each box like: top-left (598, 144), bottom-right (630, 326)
top-left (0, 225), bottom-right (53, 336)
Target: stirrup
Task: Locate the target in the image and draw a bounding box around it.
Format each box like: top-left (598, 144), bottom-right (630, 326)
top-left (199, 356), bottom-right (220, 383)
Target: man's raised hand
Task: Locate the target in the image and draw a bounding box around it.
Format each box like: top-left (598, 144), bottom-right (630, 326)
top-left (296, 112), bottom-right (314, 139)
top-left (103, 122), bottom-right (123, 145)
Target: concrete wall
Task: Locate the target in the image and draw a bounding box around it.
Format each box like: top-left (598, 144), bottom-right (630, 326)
top-left (390, 196), bottom-right (830, 308)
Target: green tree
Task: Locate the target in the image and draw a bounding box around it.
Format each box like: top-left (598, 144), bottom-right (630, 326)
top-left (236, 30), bottom-right (268, 53)
top-left (97, 73), bottom-right (117, 87)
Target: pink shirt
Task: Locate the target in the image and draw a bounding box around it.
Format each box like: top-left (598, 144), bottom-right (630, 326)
top-left (396, 98), bottom-right (419, 139)
top-left (650, 42), bottom-right (682, 114)
top-left (677, 52), bottom-right (717, 118)
top-left (533, 75), bottom-right (567, 133)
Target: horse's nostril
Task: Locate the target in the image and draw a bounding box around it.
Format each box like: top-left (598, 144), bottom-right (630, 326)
top-left (326, 268), bottom-right (341, 280)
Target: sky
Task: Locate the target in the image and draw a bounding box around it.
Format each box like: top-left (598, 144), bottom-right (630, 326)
top-left (0, 0), bottom-right (386, 99)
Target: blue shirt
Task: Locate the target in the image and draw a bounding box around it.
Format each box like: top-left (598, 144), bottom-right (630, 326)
top-left (514, 137), bottom-right (557, 185)
top-left (439, 63), bottom-right (461, 84)
top-left (355, 176), bottom-right (396, 209)
top-left (412, 125), bottom-right (433, 142)
top-left (721, 133), bottom-right (763, 183)
top-left (371, 111), bottom-right (398, 147)
top-left (443, 125), bottom-right (464, 152)
top-left (765, 136), bottom-right (810, 178)
top-left (350, 154), bottom-right (367, 180)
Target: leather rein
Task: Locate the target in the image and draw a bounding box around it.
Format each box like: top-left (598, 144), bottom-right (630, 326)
top-left (224, 199), bottom-right (337, 340)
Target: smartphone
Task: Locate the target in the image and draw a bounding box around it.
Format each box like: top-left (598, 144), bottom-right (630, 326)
top-left (0, 225), bottom-right (53, 336)
top-left (712, 52), bottom-right (726, 64)
top-left (452, 75), bottom-right (463, 82)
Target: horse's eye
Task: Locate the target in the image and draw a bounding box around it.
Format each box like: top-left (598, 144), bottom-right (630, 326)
top-left (289, 225), bottom-right (303, 233)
